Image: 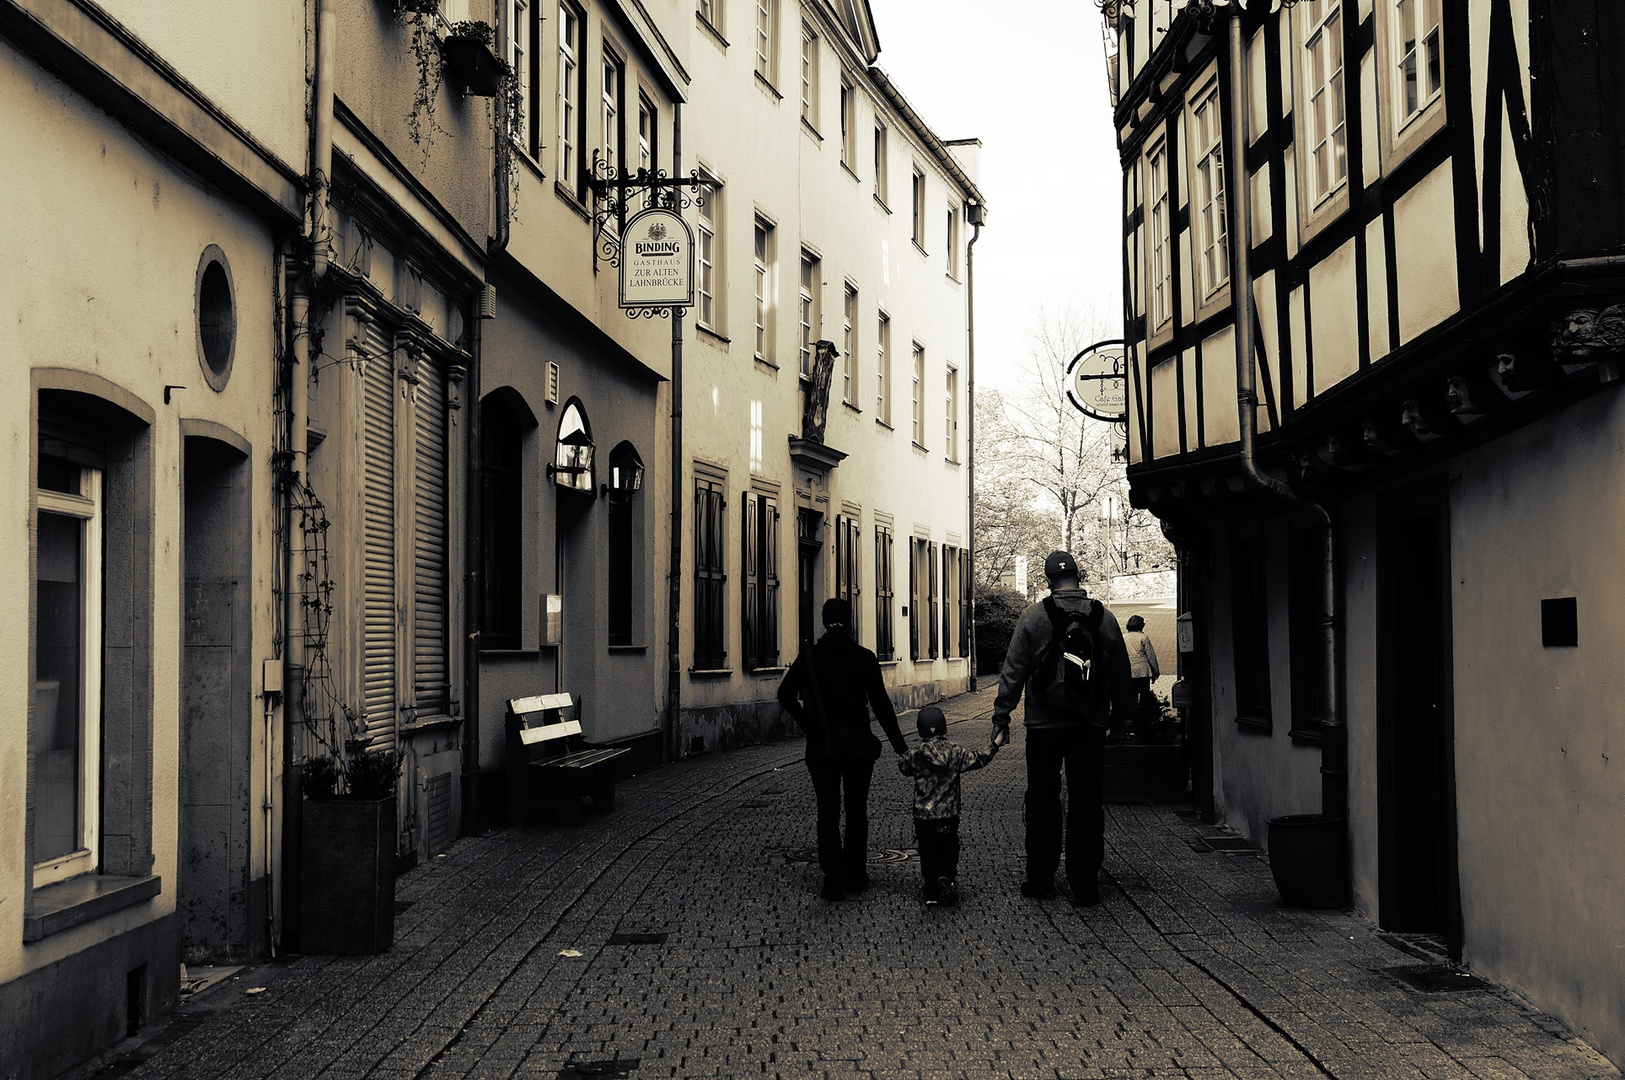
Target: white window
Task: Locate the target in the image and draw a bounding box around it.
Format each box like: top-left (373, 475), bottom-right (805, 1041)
top-left (946, 205), bottom-right (960, 278)
top-left (944, 364), bottom-right (958, 460)
top-left (508, 0), bottom-right (534, 156)
top-left (754, 218), bottom-right (774, 361)
top-left (842, 284), bottom-right (858, 404)
top-left (800, 24), bottom-right (818, 127)
top-left (799, 251), bottom-right (820, 378)
top-left (1393, 0), bottom-right (1442, 127)
top-left (911, 167), bottom-right (927, 247)
top-left (697, 0), bottom-right (718, 27)
top-left (34, 458), bottom-right (103, 887)
top-left (638, 96), bottom-right (655, 174)
top-left (1147, 139), bottom-right (1172, 331)
top-left (839, 74), bottom-right (855, 167)
top-left (876, 311), bottom-right (891, 423)
top-left (697, 176), bottom-right (720, 331)
top-left (1191, 82), bottom-right (1230, 299)
top-left (1303, 0), bottom-right (1347, 206)
top-left (601, 54), bottom-right (622, 175)
top-left (755, 0), bottom-right (776, 83)
top-left (558, 1), bottom-right (582, 189)
top-left (874, 122), bottom-right (888, 202)
top-left (911, 342), bottom-right (925, 446)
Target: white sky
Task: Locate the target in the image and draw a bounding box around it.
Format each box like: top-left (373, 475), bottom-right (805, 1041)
top-left (867, 1), bottom-right (1123, 392)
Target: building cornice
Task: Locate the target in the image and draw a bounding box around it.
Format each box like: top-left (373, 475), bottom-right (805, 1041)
top-left (865, 66), bottom-right (986, 208)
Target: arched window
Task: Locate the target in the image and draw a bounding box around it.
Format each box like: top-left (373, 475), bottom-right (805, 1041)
top-left (605, 442), bottom-right (644, 646)
top-left (550, 399), bottom-right (595, 493)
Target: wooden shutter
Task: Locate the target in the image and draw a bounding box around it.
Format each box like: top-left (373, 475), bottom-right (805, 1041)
top-left (928, 541), bottom-right (939, 659)
top-left (908, 539), bottom-right (919, 661)
top-left (412, 348), bottom-right (449, 717)
top-left (959, 550), bottom-right (971, 658)
top-left (694, 479), bottom-right (726, 668)
top-left (763, 494), bottom-right (779, 665)
top-left (742, 490), bottom-right (759, 667)
top-left (360, 321), bottom-right (398, 749)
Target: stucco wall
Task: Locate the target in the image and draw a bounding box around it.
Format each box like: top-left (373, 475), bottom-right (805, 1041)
top-left (1449, 391), bottom-right (1625, 1066)
top-left (1, 31), bottom-right (279, 993)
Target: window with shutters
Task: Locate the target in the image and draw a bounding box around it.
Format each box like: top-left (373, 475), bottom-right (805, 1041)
top-left (359, 320), bottom-right (452, 746)
top-left (835, 512), bottom-right (861, 642)
top-left (874, 521), bottom-right (894, 660)
top-left (908, 537), bottom-right (924, 661)
top-left (742, 488), bottom-right (780, 669)
top-left (958, 549), bottom-right (971, 658)
top-left (927, 541), bottom-right (939, 660)
top-left (942, 544), bottom-right (958, 660)
top-left (693, 469), bottom-right (728, 669)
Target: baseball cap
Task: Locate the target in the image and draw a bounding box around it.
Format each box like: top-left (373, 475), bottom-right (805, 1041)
top-left (916, 705), bottom-right (947, 738)
top-left (1043, 550), bottom-right (1079, 580)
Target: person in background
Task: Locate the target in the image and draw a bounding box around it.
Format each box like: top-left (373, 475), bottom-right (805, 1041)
top-left (778, 598), bottom-right (908, 901)
top-left (1123, 614), bottom-right (1161, 741)
top-left (990, 550), bottom-right (1133, 907)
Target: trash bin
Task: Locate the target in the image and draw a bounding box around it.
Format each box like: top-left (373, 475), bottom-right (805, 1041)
top-left (1267, 814), bottom-right (1347, 909)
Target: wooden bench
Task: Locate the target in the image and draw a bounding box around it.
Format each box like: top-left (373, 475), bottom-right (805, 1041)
top-left (504, 694), bottom-right (631, 826)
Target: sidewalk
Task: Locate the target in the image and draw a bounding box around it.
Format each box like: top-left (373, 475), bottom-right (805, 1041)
top-left (97, 687), bottom-right (1619, 1080)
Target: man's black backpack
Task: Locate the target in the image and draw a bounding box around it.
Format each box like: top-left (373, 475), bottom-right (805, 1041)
top-left (1027, 597), bottom-right (1106, 714)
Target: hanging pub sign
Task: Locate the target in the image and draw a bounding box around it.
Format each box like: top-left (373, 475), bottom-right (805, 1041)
top-left (1066, 338), bottom-right (1128, 424)
top-left (619, 206), bottom-right (695, 310)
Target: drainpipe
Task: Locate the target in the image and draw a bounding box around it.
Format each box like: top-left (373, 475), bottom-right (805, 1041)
top-left (665, 103), bottom-right (685, 763)
top-left (1223, 14), bottom-right (1344, 822)
top-left (964, 204), bottom-right (983, 690)
top-left (282, 0), bottom-right (335, 954)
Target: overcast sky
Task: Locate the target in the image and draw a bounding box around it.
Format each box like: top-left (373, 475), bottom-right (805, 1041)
top-left (867, 1), bottom-right (1123, 392)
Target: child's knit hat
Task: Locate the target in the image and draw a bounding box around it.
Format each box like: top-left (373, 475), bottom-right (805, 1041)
top-left (916, 705), bottom-right (947, 739)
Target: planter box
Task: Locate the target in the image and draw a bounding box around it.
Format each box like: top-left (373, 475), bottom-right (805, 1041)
top-left (1103, 743), bottom-right (1188, 803)
top-left (440, 35), bottom-right (501, 96)
top-left (299, 795), bottom-right (396, 954)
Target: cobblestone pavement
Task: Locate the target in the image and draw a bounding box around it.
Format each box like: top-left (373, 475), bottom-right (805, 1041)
top-left (99, 687), bottom-right (1619, 1080)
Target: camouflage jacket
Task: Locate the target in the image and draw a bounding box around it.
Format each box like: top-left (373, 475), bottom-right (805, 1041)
top-left (898, 735), bottom-right (995, 820)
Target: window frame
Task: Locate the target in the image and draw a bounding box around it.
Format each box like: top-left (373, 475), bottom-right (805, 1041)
top-left (1144, 136), bottom-right (1173, 339)
top-left (696, 171), bottom-right (722, 332)
top-left (910, 341), bottom-right (926, 448)
top-left (33, 464), bottom-right (104, 887)
top-left (1188, 76), bottom-right (1231, 311)
top-left (753, 216), bottom-right (776, 363)
top-left (910, 165), bottom-right (927, 250)
top-left (842, 283), bottom-right (858, 405)
top-left (875, 310), bottom-right (891, 425)
top-left (741, 486), bottom-right (781, 670)
top-left (839, 72), bottom-right (856, 169)
top-left (799, 22), bottom-right (819, 130)
top-left (874, 521), bottom-right (895, 660)
top-left (601, 49), bottom-right (624, 179)
top-left (944, 363), bottom-right (958, 461)
top-left (1291, 0), bottom-right (1353, 240)
top-left (945, 204), bottom-right (961, 279)
top-left (835, 512), bottom-right (862, 643)
top-left (798, 250), bottom-right (820, 379)
top-left (873, 121), bottom-right (889, 205)
top-left (1374, 0), bottom-right (1448, 173)
top-left (556, 0), bottom-right (587, 199)
top-left (507, 0), bottom-right (539, 159)
top-left (754, 0), bottom-right (778, 86)
top-left (693, 467), bottom-right (729, 670)
top-left (697, 0), bottom-right (719, 32)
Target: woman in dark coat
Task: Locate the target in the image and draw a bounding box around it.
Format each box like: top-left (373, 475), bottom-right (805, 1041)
top-left (777, 598), bottom-right (908, 900)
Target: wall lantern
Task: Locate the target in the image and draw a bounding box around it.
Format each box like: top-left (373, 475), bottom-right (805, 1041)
top-left (602, 442), bottom-right (645, 498)
top-left (547, 399), bottom-right (596, 493)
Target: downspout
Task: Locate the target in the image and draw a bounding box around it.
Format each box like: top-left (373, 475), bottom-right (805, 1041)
top-left (665, 102), bottom-right (685, 763)
top-left (964, 205), bottom-right (983, 690)
top-left (283, 0), bottom-right (335, 954)
top-left (1223, 14), bottom-right (1344, 823)
top-left (464, 41), bottom-right (512, 833)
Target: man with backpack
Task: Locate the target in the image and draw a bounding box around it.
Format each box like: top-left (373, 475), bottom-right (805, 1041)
top-left (990, 550), bottom-right (1134, 906)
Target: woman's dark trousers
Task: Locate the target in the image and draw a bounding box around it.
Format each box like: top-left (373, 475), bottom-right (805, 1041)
top-left (1024, 725), bottom-right (1108, 892)
top-left (806, 752), bottom-right (874, 886)
top-left (915, 816), bottom-right (961, 892)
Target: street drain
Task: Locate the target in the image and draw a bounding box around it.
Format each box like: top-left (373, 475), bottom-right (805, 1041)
top-left (781, 847), bottom-right (913, 864)
top-left (557, 1059), bottom-right (640, 1079)
top-left (1384, 964), bottom-right (1492, 993)
top-left (605, 932), bottom-right (668, 945)
top-left (1197, 836), bottom-right (1257, 852)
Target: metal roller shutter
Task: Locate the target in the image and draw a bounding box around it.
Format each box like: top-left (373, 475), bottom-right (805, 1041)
top-left (361, 320), bottom-right (398, 750)
top-left (412, 348), bottom-right (449, 717)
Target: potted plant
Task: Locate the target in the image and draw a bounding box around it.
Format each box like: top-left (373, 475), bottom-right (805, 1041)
top-left (299, 741), bottom-right (404, 955)
top-left (441, 20), bottom-right (502, 96)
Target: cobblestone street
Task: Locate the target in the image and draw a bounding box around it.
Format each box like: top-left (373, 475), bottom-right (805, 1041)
top-left (96, 688), bottom-right (1619, 1080)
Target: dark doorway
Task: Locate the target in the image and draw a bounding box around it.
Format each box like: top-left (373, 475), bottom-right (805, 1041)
top-left (1377, 489), bottom-right (1462, 956)
top-left (797, 509), bottom-right (822, 646)
top-left (179, 435), bottom-right (253, 963)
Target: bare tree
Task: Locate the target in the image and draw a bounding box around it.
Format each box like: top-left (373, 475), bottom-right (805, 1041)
top-left (972, 389), bottom-right (1052, 590)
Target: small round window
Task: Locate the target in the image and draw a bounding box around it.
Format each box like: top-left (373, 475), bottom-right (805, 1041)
top-left (196, 246), bottom-right (236, 391)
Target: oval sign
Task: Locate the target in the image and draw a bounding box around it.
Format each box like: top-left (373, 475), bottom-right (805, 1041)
top-left (1066, 339), bottom-right (1128, 423)
top-left (619, 206), bottom-right (695, 309)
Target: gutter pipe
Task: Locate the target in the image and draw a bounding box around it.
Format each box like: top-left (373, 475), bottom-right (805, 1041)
top-left (282, 0), bottom-right (334, 955)
top-left (964, 206), bottom-right (982, 689)
top-left (666, 102), bottom-right (685, 763)
top-left (1223, 15), bottom-right (1345, 822)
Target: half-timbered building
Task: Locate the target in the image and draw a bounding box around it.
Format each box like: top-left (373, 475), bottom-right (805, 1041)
top-left (1108, 0), bottom-right (1624, 1064)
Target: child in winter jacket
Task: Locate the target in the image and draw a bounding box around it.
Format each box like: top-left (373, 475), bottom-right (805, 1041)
top-left (898, 705), bottom-right (998, 905)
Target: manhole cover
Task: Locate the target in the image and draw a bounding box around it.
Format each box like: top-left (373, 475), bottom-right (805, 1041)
top-left (1384, 964), bottom-right (1491, 993)
top-left (1198, 836), bottom-right (1257, 852)
top-left (557, 1060), bottom-right (639, 1079)
top-left (781, 847), bottom-right (913, 864)
top-left (605, 932), bottom-right (668, 945)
